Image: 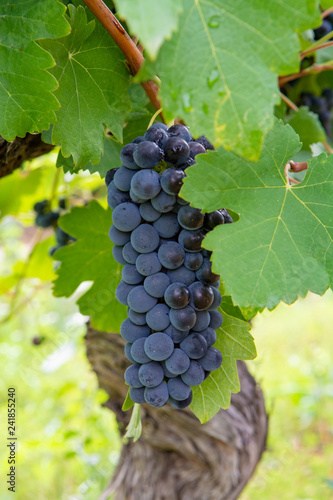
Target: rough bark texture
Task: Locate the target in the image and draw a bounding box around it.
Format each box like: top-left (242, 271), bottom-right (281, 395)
top-left (0, 134), bottom-right (53, 178)
top-left (86, 326), bottom-right (268, 500)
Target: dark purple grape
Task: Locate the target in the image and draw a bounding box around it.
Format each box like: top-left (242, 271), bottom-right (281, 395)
top-left (168, 124), bottom-right (192, 142)
top-left (178, 205), bottom-right (204, 230)
top-left (178, 229), bottom-right (205, 252)
top-left (120, 143), bottom-right (139, 170)
top-left (204, 210), bottom-right (225, 231)
top-left (105, 168), bottom-right (118, 186)
top-left (189, 141), bottom-right (206, 158)
top-left (133, 141), bottom-right (163, 169)
top-left (163, 137), bottom-right (190, 166)
top-left (196, 258), bottom-right (220, 285)
top-left (195, 135), bottom-right (214, 150)
top-left (144, 125), bottom-right (168, 147)
top-left (189, 282), bottom-right (214, 311)
top-left (164, 282), bottom-right (190, 309)
top-left (160, 168), bottom-right (185, 195)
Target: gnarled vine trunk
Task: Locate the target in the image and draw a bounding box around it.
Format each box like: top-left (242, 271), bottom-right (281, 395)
top-left (0, 134), bottom-right (53, 178)
top-left (86, 326), bottom-right (268, 500)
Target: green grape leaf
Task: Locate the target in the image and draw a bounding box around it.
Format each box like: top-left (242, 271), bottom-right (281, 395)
top-left (320, 1), bottom-right (333, 8)
top-left (191, 299), bottom-right (256, 423)
top-left (122, 390), bottom-right (135, 411)
top-left (56, 112), bottom-right (152, 176)
top-left (0, 0), bottom-right (70, 140)
top-left (56, 134), bottom-right (123, 176)
top-left (181, 119), bottom-right (333, 310)
top-left (115, 0), bottom-right (183, 59)
top-left (52, 201), bottom-right (127, 331)
top-left (151, 0), bottom-right (321, 160)
top-left (40, 5), bottom-right (131, 168)
top-left (287, 106), bottom-right (327, 150)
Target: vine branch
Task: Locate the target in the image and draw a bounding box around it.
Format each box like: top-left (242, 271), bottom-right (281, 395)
top-left (280, 92), bottom-right (333, 154)
top-left (279, 63), bottom-right (333, 86)
top-left (300, 40), bottom-right (333, 59)
top-left (82, 0), bottom-right (164, 121)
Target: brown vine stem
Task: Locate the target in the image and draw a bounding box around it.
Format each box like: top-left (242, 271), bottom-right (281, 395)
top-left (322, 7), bottom-right (333, 18)
top-left (82, 0), bottom-right (165, 121)
top-left (280, 92), bottom-right (333, 154)
top-left (289, 161), bottom-right (308, 173)
top-left (280, 92), bottom-right (298, 112)
top-left (300, 40), bottom-right (333, 59)
top-left (279, 63), bottom-right (333, 86)
top-left (284, 162), bottom-right (300, 185)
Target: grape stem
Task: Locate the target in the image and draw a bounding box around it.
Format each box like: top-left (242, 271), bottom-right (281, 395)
top-left (279, 63), bottom-right (333, 86)
top-left (82, 0), bottom-right (165, 121)
top-left (280, 92), bottom-right (333, 155)
top-left (289, 161), bottom-right (308, 173)
top-left (284, 162), bottom-right (301, 185)
top-left (300, 40), bottom-right (333, 59)
top-left (279, 92), bottom-right (298, 111)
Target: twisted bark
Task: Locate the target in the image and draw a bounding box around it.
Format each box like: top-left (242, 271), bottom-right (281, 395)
top-left (86, 326), bottom-right (268, 500)
top-left (0, 134), bottom-right (53, 178)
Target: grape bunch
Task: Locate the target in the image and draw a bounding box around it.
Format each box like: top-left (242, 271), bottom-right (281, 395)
top-left (106, 123), bottom-right (232, 409)
top-left (33, 198), bottom-right (75, 255)
top-left (299, 88), bottom-right (333, 139)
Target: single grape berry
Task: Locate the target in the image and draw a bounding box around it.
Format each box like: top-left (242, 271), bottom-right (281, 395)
top-left (133, 141), bottom-right (163, 169)
top-left (168, 124), bottom-right (192, 142)
top-left (131, 169), bottom-right (161, 200)
top-left (178, 205), bottom-right (204, 230)
top-left (160, 168), bottom-right (185, 195)
top-left (164, 282), bottom-right (190, 309)
top-left (164, 136), bottom-right (190, 166)
top-left (120, 143), bottom-right (139, 170)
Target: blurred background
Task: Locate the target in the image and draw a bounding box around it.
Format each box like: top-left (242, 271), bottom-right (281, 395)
top-left (0, 155), bottom-right (332, 500)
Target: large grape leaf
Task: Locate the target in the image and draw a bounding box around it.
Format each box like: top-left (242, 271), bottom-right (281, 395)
top-left (114, 0), bottom-right (183, 59)
top-left (0, 0), bottom-right (70, 140)
top-left (181, 119), bottom-right (333, 310)
top-left (52, 201), bottom-right (127, 331)
top-left (191, 298), bottom-right (256, 423)
top-left (56, 134), bottom-right (123, 176)
top-left (150, 0), bottom-right (321, 160)
top-left (40, 5), bottom-right (131, 169)
top-left (56, 114), bottom-right (152, 176)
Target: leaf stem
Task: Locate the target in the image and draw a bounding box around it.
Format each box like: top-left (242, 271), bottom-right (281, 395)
top-left (300, 40), bottom-right (333, 59)
top-left (289, 161), bottom-right (308, 173)
top-left (279, 63), bottom-right (333, 86)
top-left (280, 92), bottom-right (298, 112)
top-left (82, 0), bottom-right (164, 121)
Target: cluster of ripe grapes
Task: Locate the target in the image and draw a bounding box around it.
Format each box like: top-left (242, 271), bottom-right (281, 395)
top-left (299, 89), bottom-right (333, 139)
top-left (33, 198), bottom-right (75, 255)
top-left (106, 123), bottom-right (232, 408)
